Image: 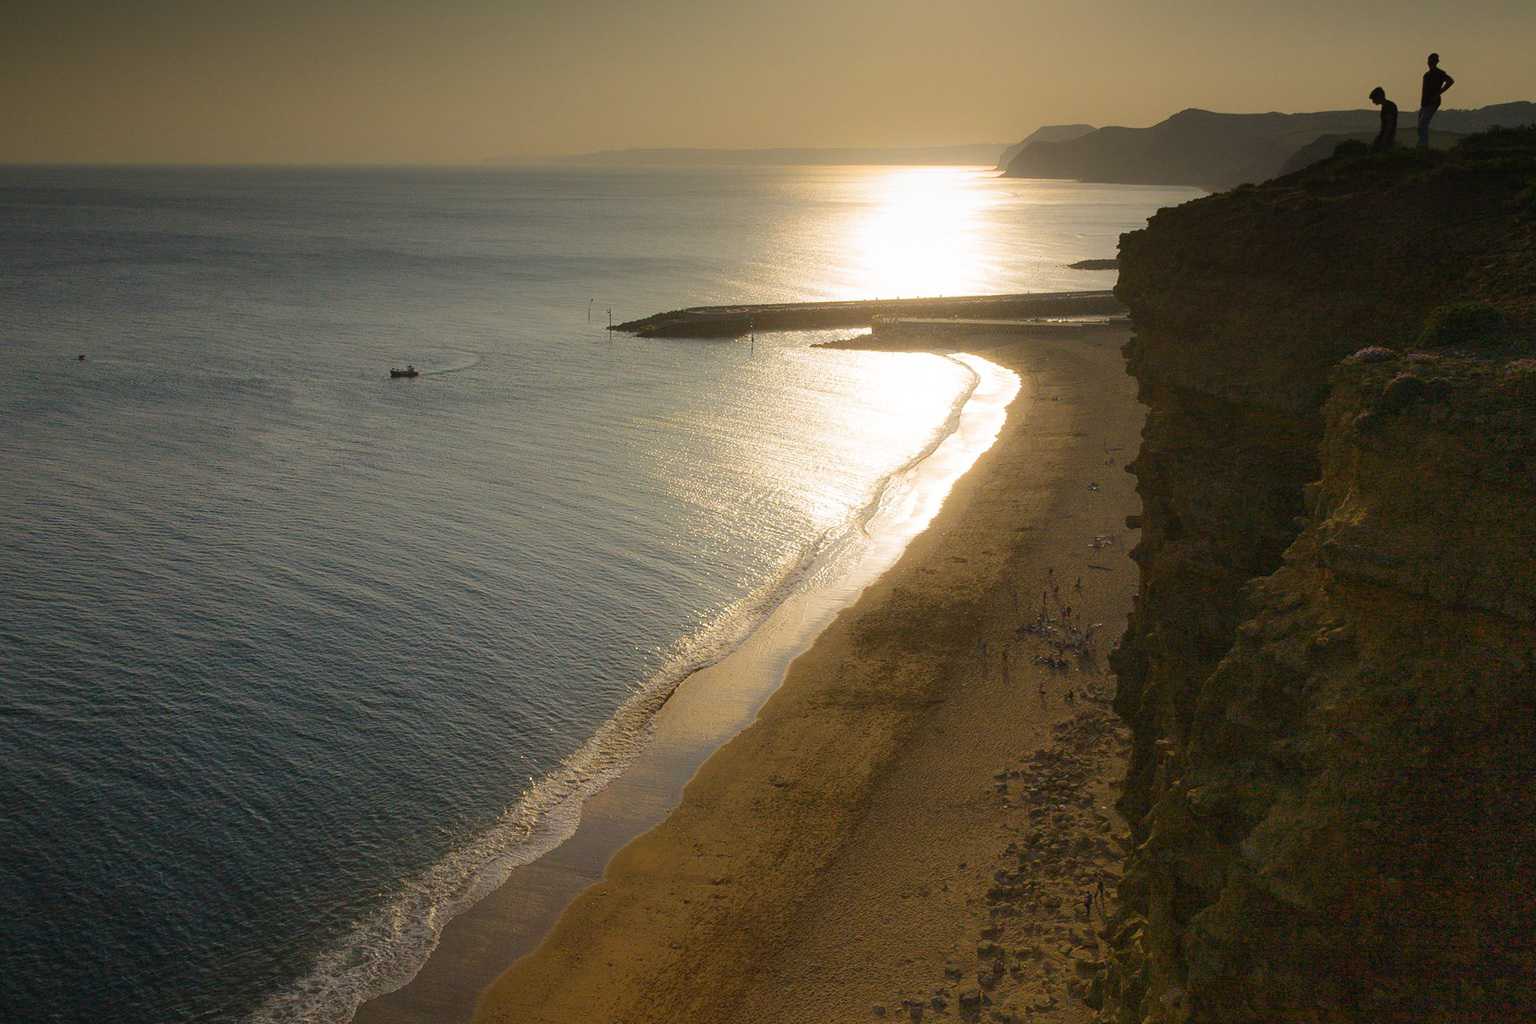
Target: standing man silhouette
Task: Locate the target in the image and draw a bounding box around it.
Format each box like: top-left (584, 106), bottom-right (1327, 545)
top-left (1370, 87), bottom-right (1398, 150)
top-left (1418, 53), bottom-right (1454, 148)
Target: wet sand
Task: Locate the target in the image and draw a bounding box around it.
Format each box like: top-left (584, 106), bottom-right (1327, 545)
top-left (464, 325), bottom-right (1143, 1024)
top-left (355, 350), bottom-right (1020, 1024)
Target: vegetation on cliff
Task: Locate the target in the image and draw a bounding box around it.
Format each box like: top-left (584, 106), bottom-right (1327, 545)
top-left (1103, 129), bottom-right (1536, 1023)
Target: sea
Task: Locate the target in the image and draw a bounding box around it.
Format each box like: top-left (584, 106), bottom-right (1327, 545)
top-left (0, 163), bottom-right (1197, 1023)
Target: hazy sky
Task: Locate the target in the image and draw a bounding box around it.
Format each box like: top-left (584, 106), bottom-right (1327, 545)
top-left (5, 0), bottom-right (1534, 164)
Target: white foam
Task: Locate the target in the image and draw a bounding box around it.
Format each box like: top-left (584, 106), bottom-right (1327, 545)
top-left (247, 352), bottom-right (1014, 1024)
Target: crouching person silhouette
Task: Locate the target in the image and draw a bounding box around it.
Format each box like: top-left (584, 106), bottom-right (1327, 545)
top-left (1370, 86), bottom-right (1398, 150)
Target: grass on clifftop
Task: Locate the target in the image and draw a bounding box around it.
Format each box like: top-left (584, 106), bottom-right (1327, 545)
top-left (1278, 125), bottom-right (1536, 194)
top-left (1166, 127), bottom-right (1536, 329)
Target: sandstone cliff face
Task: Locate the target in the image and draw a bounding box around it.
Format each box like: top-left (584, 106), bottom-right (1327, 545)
top-left (1103, 130), bottom-right (1536, 1022)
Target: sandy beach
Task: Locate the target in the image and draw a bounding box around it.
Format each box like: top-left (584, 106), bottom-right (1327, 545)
top-left (354, 324), bottom-right (1145, 1024)
top-left (428, 324), bottom-right (1141, 1024)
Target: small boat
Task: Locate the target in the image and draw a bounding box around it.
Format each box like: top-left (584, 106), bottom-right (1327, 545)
top-left (390, 365), bottom-right (419, 379)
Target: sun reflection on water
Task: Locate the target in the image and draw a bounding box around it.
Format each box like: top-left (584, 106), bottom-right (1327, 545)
top-left (843, 167), bottom-right (999, 300)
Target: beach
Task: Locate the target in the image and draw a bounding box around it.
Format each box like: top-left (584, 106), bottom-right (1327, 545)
top-left (364, 322), bottom-right (1144, 1024)
top-left (5, 167), bottom-right (1185, 1024)
top-left (18, 14), bottom-right (1529, 1020)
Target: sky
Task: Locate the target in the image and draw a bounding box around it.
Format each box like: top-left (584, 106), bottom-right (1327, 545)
top-left (4, 0), bottom-right (1535, 164)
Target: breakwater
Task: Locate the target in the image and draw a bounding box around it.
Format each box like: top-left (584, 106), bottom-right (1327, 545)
top-left (612, 290), bottom-right (1123, 338)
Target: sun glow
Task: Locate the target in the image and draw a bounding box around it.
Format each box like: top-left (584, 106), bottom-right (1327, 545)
top-left (844, 167), bottom-right (997, 300)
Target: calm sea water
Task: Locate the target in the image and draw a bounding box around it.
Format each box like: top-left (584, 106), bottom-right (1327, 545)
top-left (0, 165), bottom-right (1196, 1023)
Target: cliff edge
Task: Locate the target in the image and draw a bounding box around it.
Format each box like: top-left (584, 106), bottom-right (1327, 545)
top-left (1102, 130), bottom-right (1536, 1022)
top-left (1004, 103), bottom-right (1536, 189)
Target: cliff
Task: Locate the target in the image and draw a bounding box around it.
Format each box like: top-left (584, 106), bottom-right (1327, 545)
top-left (1275, 129), bottom-right (1464, 177)
top-left (1101, 129), bottom-right (1536, 1022)
top-left (996, 123), bottom-right (1097, 170)
top-left (1004, 103), bottom-right (1536, 189)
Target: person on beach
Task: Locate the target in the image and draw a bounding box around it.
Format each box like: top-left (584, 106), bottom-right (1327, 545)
top-left (1417, 53), bottom-right (1454, 148)
top-left (1369, 87), bottom-right (1398, 150)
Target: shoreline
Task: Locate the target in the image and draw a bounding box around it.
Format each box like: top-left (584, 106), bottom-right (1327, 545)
top-left (350, 350), bottom-right (1021, 1024)
top-left (469, 323), bottom-right (1143, 1023)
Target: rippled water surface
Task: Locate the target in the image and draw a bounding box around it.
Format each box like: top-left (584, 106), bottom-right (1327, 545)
top-left (0, 165), bottom-right (1197, 1023)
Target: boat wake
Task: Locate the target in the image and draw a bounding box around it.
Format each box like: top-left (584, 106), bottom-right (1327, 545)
top-left (416, 350), bottom-right (484, 375)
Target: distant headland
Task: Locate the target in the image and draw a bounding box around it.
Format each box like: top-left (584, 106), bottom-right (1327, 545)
top-left (1002, 101), bottom-right (1536, 188)
top-left (994, 123), bottom-right (1097, 169)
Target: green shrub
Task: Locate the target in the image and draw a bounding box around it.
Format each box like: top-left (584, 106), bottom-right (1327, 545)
top-left (1417, 302), bottom-right (1509, 349)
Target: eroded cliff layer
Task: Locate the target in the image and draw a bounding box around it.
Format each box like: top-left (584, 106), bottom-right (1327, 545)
top-left (1104, 131), bottom-right (1536, 1022)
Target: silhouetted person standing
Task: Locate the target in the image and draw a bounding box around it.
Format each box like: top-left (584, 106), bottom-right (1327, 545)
top-left (1370, 87), bottom-right (1398, 150)
top-left (1418, 53), bottom-right (1454, 148)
